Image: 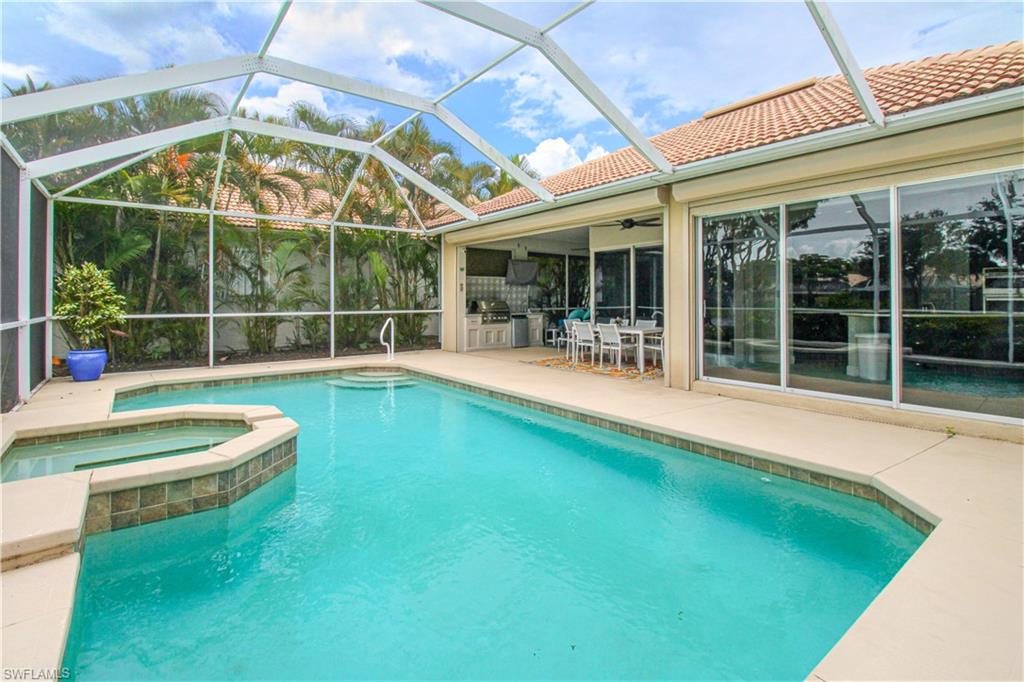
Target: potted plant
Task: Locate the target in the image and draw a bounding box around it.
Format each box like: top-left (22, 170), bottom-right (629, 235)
top-left (54, 262), bottom-right (126, 381)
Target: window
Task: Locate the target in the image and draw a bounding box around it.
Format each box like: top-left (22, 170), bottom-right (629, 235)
top-left (898, 172), bottom-right (1023, 419)
top-left (786, 191), bottom-right (891, 400)
top-left (701, 208), bottom-right (781, 386)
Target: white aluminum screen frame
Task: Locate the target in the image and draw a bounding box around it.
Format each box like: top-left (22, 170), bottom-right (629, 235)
top-left (0, 0), bottom-right (887, 228)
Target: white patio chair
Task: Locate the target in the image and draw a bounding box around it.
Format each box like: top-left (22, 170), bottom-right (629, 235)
top-left (644, 333), bottom-right (664, 368)
top-left (597, 323), bottom-right (637, 370)
top-left (635, 319), bottom-right (658, 330)
top-left (557, 322), bottom-right (574, 358)
top-left (572, 321), bottom-right (597, 365)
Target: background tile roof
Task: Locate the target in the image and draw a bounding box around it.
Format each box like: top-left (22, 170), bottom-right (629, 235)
top-left (217, 179), bottom-right (337, 232)
top-left (429, 40), bottom-right (1023, 227)
top-left (216, 175), bottom-right (414, 232)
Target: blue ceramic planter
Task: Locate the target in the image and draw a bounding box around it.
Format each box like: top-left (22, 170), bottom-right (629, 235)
top-left (67, 349), bottom-right (108, 382)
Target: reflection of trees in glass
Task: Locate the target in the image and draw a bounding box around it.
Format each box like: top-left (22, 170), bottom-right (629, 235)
top-left (567, 256), bottom-right (590, 309)
top-left (702, 209), bottom-right (779, 346)
top-left (634, 246), bottom-right (663, 317)
top-left (529, 253), bottom-right (565, 310)
top-left (898, 173), bottom-right (1023, 366)
top-left (594, 250), bottom-right (630, 317)
top-left (899, 175), bottom-right (1023, 311)
top-left (787, 193), bottom-right (890, 347)
top-left (789, 254), bottom-right (850, 301)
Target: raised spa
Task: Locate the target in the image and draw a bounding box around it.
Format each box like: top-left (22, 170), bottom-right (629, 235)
top-left (63, 374), bottom-right (924, 680)
top-left (1, 425), bottom-right (247, 483)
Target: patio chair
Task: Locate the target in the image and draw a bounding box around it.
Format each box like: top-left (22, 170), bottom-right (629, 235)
top-left (572, 321), bottom-right (597, 365)
top-left (558, 321), bottom-right (574, 358)
top-left (644, 332), bottom-right (664, 368)
top-left (635, 319), bottom-right (658, 330)
top-left (597, 323), bottom-right (637, 370)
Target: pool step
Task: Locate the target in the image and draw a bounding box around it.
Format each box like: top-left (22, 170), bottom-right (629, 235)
top-left (325, 373), bottom-right (417, 390)
top-left (352, 370), bottom-right (407, 379)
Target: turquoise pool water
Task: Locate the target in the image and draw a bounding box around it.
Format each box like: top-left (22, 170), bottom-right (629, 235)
top-left (1, 426), bottom-right (246, 483)
top-left (64, 376), bottom-right (924, 680)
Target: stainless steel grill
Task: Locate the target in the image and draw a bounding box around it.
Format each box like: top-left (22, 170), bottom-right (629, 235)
top-left (478, 300), bottom-right (510, 324)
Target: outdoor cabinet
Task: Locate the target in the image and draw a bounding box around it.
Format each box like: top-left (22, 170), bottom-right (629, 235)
top-left (527, 313), bottom-right (545, 347)
top-left (464, 315), bottom-right (510, 351)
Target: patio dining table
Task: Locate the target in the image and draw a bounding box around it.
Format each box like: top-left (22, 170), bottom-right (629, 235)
top-left (614, 325), bottom-right (663, 373)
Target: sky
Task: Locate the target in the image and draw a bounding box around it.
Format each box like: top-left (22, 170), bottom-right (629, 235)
top-left (2, 1), bottom-right (1021, 177)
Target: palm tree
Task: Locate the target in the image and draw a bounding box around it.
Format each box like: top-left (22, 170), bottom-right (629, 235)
top-left (216, 115), bottom-right (313, 355)
top-left (3, 76), bottom-right (108, 164)
top-left (479, 154), bottom-right (536, 200)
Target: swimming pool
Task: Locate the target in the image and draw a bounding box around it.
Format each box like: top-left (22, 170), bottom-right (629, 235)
top-left (64, 374), bottom-right (923, 680)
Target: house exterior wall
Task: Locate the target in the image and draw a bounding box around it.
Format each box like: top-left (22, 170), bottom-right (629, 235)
top-left (589, 224), bottom-right (661, 251)
top-left (441, 108), bottom-right (1023, 434)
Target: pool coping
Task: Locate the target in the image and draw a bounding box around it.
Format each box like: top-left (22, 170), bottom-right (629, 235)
top-left (0, 351), bottom-right (1020, 680)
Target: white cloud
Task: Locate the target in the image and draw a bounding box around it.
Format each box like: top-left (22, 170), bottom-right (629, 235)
top-left (525, 136), bottom-right (608, 177)
top-left (0, 61), bottom-right (46, 85)
top-left (241, 81), bottom-right (329, 119)
top-left (483, 50), bottom-right (606, 141)
top-left (584, 146), bottom-right (609, 163)
top-left (265, 2), bottom-right (516, 97)
top-left (41, 2), bottom-right (240, 73)
top-left (526, 138), bottom-right (580, 177)
top-left (241, 78), bottom-right (381, 124)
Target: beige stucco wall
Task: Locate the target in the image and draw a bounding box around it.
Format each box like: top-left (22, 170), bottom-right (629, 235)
top-left (441, 239), bottom-right (460, 351)
top-left (444, 188), bottom-right (664, 247)
top-left (589, 224), bottom-right (662, 251)
top-left (441, 107), bottom-right (1024, 428)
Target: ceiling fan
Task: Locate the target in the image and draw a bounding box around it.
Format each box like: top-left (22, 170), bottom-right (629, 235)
top-left (591, 216), bottom-right (662, 230)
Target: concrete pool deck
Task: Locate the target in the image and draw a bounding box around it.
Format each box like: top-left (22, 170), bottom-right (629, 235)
top-left (1, 349), bottom-right (1021, 680)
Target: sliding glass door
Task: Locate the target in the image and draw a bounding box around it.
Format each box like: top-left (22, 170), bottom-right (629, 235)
top-left (635, 245), bottom-right (664, 322)
top-left (567, 255), bottom-right (590, 310)
top-left (786, 191), bottom-right (891, 400)
top-left (592, 245), bottom-right (664, 323)
top-left (696, 169), bottom-right (1023, 421)
top-left (898, 172), bottom-right (1023, 419)
top-left (593, 249), bottom-right (631, 321)
top-left (701, 208), bottom-right (781, 386)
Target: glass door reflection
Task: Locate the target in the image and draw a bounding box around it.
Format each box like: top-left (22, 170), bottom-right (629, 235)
top-left (635, 245), bottom-right (664, 322)
top-left (786, 191), bottom-right (892, 400)
top-left (594, 249), bottom-right (631, 322)
top-left (701, 208), bottom-right (781, 386)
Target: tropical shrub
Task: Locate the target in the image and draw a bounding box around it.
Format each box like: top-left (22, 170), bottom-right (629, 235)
top-left (54, 262), bottom-right (127, 350)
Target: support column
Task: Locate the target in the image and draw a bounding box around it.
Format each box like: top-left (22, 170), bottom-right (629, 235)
top-left (440, 236), bottom-right (460, 352)
top-left (45, 198), bottom-right (54, 380)
top-left (662, 187), bottom-right (694, 390)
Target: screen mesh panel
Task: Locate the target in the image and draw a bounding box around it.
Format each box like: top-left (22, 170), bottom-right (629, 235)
top-left (30, 185), bottom-right (46, 318)
top-left (1, 149), bottom-right (19, 323)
